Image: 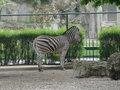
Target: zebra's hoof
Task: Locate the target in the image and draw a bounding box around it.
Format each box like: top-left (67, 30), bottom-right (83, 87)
top-left (38, 69), bottom-right (43, 72)
top-left (61, 67), bottom-right (65, 71)
top-left (63, 68), bottom-right (65, 71)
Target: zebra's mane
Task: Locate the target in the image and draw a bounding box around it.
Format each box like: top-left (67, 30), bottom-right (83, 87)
top-left (63, 26), bottom-right (79, 35)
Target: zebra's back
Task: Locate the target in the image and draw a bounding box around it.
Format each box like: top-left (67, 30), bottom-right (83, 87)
top-left (33, 35), bottom-right (68, 54)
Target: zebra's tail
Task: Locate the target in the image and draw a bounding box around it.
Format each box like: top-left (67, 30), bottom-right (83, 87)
top-left (32, 40), bottom-right (40, 56)
top-left (33, 40), bottom-right (37, 52)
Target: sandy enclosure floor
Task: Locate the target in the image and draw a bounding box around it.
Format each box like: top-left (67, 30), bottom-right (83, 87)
top-left (0, 69), bottom-right (120, 90)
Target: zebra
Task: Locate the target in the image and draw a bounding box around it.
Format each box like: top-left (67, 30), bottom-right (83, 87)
top-left (33, 26), bottom-right (81, 71)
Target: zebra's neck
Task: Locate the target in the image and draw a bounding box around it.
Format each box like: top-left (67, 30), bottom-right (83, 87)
top-left (64, 32), bottom-right (75, 43)
top-left (63, 28), bottom-right (77, 43)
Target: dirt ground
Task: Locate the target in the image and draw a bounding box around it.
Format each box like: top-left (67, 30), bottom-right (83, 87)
top-left (0, 66), bottom-right (120, 90)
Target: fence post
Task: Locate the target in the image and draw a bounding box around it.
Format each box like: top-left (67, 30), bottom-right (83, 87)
top-left (92, 39), bottom-right (94, 61)
top-left (32, 51), bottom-right (35, 64)
top-left (66, 14), bottom-right (68, 30)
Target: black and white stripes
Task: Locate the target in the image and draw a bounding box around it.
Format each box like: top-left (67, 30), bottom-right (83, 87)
top-left (33, 26), bottom-right (81, 71)
top-left (33, 35), bottom-right (60, 53)
top-left (63, 26), bottom-right (80, 43)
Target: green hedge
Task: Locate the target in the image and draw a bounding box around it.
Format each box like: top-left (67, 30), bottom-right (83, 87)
top-left (0, 27), bottom-right (65, 40)
top-left (0, 26), bottom-right (85, 65)
top-left (98, 27), bottom-right (120, 60)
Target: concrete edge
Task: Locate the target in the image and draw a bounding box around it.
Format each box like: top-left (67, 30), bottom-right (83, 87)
top-left (0, 65), bottom-right (73, 71)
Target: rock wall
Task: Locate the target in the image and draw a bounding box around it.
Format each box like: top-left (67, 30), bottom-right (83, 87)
top-left (0, 0), bottom-right (97, 38)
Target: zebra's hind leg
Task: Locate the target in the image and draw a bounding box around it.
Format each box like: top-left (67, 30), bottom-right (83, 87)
top-left (37, 55), bottom-right (44, 72)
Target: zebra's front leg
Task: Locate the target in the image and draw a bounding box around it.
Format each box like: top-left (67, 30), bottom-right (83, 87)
top-left (37, 60), bottom-right (43, 72)
top-left (60, 50), bottom-right (67, 70)
top-left (37, 55), bottom-right (44, 72)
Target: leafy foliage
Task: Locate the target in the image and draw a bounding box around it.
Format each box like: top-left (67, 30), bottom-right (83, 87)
top-left (0, 26), bottom-right (85, 65)
top-left (41, 0), bottom-right (52, 4)
top-left (0, 27), bottom-right (66, 40)
top-left (98, 27), bottom-right (120, 60)
top-left (80, 0), bottom-right (120, 8)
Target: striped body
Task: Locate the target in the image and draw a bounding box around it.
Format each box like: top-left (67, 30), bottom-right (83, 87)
top-left (33, 35), bottom-right (69, 54)
top-left (33, 26), bottom-right (81, 71)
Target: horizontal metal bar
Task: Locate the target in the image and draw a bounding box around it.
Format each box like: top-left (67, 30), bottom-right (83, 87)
top-left (84, 46), bottom-right (99, 50)
top-left (82, 56), bottom-right (99, 58)
top-left (68, 11), bottom-right (120, 15)
top-left (0, 11), bottom-right (120, 16)
top-left (0, 13), bottom-right (66, 16)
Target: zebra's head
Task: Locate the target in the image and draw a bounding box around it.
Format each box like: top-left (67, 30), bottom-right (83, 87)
top-left (63, 26), bottom-right (81, 43)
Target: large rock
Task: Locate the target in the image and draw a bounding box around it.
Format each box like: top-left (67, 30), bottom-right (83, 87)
top-left (74, 61), bottom-right (108, 78)
top-left (107, 52), bottom-right (120, 80)
top-left (0, 0), bottom-right (97, 38)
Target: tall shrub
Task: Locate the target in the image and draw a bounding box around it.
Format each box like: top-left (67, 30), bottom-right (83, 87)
top-left (0, 26), bottom-right (85, 65)
top-left (98, 27), bottom-right (120, 60)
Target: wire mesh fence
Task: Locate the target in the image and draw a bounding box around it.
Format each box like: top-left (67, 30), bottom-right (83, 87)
top-left (0, 11), bottom-right (120, 65)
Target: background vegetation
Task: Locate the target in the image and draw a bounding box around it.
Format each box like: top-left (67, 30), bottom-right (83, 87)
top-left (0, 26), bottom-right (85, 65)
top-left (98, 27), bottom-right (120, 60)
top-left (80, 0), bottom-right (120, 8)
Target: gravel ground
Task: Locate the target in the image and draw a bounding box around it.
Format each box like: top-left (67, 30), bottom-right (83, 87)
top-left (0, 69), bottom-right (120, 90)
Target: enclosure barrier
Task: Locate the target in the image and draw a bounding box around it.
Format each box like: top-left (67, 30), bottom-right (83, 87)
top-left (0, 11), bottom-right (120, 65)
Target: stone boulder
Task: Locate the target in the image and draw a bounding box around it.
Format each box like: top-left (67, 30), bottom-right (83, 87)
top-left (107, 52), bottom-right (120, 80)
top-left (73, 61), bottom-right (108, 78)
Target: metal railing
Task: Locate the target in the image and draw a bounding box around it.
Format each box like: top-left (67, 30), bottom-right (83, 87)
top-left (0, 11), bottom-right (120, 65)
top-left (0, 11), bottom-right (120, 30)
